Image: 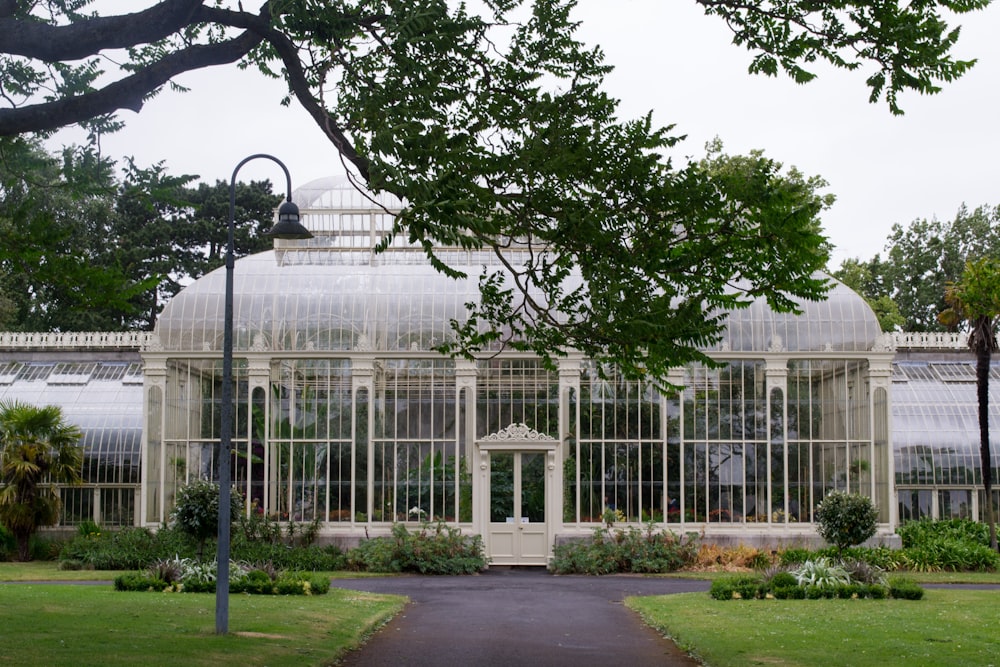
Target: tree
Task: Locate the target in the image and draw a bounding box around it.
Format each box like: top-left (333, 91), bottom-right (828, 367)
top-left (0, 400), bottom-right (83, 561)
top-left (0, 140), bottom-right (282, 331)
top-left (836, 204), bottom-right (1000, 332)
top-left (110, 164), bottom-right (279, 330)
top-left (939, 258), bottom-right (1000, 551)
top-left (0, 137), bottom-right (154, 331)
top-left (833, 257), bottom-right (905, 332)
top-left (0, 1), bottom-right (989, 379)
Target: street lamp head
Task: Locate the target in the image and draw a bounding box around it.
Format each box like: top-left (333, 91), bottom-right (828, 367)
top-left (265, 200), bottom-right (313, 239)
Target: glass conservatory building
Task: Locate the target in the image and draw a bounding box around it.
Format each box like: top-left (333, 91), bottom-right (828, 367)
top-left (140, 176), bottom-right (897, 562)
top-left (3, 177), bottom-right (998, 562)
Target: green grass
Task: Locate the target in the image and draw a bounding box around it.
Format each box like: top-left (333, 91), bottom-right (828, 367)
top-left (0, 584), bottom-right (405, 667)
top-left (0, 561), bottom-right (127, 581)
top-left (628, 589), bottom-right (1000, 667)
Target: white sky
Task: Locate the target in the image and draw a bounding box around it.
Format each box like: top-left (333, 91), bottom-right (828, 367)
top-left (52, 1), bottom-right (1000, 269)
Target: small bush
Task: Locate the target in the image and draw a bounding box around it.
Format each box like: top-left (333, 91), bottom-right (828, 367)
top-left (887, 576), bottom-right (925, 600)
top-left (710, 574), bottom-right (763, 600)
top-left (171, 481), bottom-right (243, 559)
top-left (551, 525), bottom-right (698, 575)
top-left (815, 492), bottom-right (878, 552)
top-left (274, 573), bottom-right (329, 595)
top-left (778, 547), bottom-right (813, 566)
top-left (791, 558), bottom-right (850, 588)
top-left (773, 584), bottom-right (805, 600)
top-left (816, 545), bottom-right (901, 570)
top-left (114, 572), bottom-right (168, 592)
top-left (768, 571), bottom-right (798, 588)
top-left (897, 519), bottom-right (989, 549)
top-left (231, 569), bottom-right (274, 595)
top-left (842, 559), bottom-right (887, 586)
top-left (348, 521), bottom-right (486, 575)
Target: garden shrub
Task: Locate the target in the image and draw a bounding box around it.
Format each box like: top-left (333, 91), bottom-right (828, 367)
top-left (815, 492), bottom-right (878, 553)
top-left (768, 571), bottom-right (798, 589)
top-left (841, 559), bottom-right (887, 586)
top-left (114, 572), bottom-right (168, 592)
top-left (550, 525), bottom-right (698, 575)
top-left (817, 545), bottom-right (901, 570)
top-left (887, 576), bottom-right (925, 600)
top-left (231, 569), bottom-right (274, 595)
top-left (274, 573), bottom-right (330, 595)
top-left (694, 543), bottom-right (771, 571)
top-left (901, 539), bottom-right (1000, 572)
top-left (863, 583), bottom-right (889, 599)
top-left (778, 547), bottom-right (813, 566)
top-left (897, 518), bottom-right (989, 549)
top-left (348, 521), bottom-right (486, 574)
top-left (710, 574), bottom-right (762, 600)
top-left (60, 526), bottom-right (196, 570)
top-left (171, 480), bottom-right (243, 559)
top-left (791, 558), bottom-right (851, 588)
top-left (773, 583), bottom-right (805, 600)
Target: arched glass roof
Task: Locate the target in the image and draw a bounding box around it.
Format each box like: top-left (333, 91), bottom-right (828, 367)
top-left (0, 361), bottom-right (143, 484)
top-left (893, 360), bottom-right (1000, 485)
top-left (155, 177), bottom-right (882, 355)
top-left (714, 277), bottom-right (883, 353)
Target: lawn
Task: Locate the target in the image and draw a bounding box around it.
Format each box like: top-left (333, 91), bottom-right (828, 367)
top-left (0, 583), bottom-right (405, 667)
top-left (628, 588), bottom-right (1000, 667)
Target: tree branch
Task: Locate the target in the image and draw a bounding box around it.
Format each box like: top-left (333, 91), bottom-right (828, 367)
top-left (0, 0), bottom-right (205, 60)
top-left (0, 29), bottom-right (263, 135)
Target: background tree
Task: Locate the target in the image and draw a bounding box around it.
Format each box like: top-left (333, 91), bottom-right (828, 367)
top-left (0, 0), bottom-right (989, 380)
top-left (833, 257), bottom-right (905, 332)
top-left (110, 164), bottom-right (279, 330)
top-left (939, 258), bottom-right (1000, 551)
top-left (0, 137), bottom-right (152, 331)
top-left (0, 400), bottom-right (83, 561)
top-left (0, 140), bottom-right (283, 331)
top-left (835, 204), bottom-right (1000, 332)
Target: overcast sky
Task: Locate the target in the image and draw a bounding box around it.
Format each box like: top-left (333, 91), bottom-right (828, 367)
top-left (53, 1), bottom-right (1000, 269)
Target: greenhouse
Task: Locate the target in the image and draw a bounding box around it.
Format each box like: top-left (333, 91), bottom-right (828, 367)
top-left (2, 177), bottom-right (998, 563)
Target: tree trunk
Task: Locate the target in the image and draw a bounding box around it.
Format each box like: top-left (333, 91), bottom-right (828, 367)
top-left (975, 331), bottom-right (998, 551)
top-left (16, 531), bottom-right (31, 562)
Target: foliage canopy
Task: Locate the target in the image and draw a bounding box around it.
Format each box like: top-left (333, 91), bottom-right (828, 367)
top-left (0, 0), bottom-right (990, 377)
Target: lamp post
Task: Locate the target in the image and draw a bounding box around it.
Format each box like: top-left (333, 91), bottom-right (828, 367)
top-left (217, 154), bottom-right (312, 635)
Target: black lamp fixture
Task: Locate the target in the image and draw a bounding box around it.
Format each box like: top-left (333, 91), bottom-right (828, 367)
top-left (216, 154), bottom-right (312, 636)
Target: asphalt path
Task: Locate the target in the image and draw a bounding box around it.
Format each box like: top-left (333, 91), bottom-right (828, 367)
top-left (332, 568), bottom-right (710, 666)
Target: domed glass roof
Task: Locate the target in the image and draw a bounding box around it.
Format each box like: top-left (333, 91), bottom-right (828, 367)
top-left (154, 177), bottom-right (882, 355)
top-left (714, 277), bottom-right (883, 353)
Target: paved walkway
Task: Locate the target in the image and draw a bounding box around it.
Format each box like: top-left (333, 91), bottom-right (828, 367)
top-left (332, 568), bottom-right (710, 666)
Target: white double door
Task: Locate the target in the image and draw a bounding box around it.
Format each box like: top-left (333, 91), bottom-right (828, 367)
top-left (486, 450), bottom-right (549, 566)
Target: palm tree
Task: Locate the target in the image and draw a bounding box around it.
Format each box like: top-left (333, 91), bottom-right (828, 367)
top-left (940, 258), bottom-right (1000, 552)
top-left (0, 400), bottom-right (83, 561)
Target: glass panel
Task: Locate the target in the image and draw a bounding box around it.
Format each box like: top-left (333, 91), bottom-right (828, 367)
top-left (978, 489), bottom-right (1000, 524)
top-left (938, 489), bottom-right (973, 519)
top-left (100, 487), bottom-right (135, 527)
top-left (355, 388), bottom-right (370, 522)
top-left (897, 489), bottom-right (932, 523)
top-left (521, 452), bottom-right (546, 523)
top-left (490, 452), bottom-right (514, 523)
top-left (61, 487), bottom-right (93, 526)
top-left (563, 386), bottom-right (578, 523)
top-left (146, 385), bottom-right (163, 523)
top-left (767, 386), bottom-right (784, 523)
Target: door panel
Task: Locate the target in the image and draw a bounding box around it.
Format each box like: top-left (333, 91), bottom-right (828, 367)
top-left (487, 451), bottom-right (549, 565)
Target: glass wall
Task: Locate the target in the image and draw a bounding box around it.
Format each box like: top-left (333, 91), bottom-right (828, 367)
top-left (0, 360), bottom-right (142, 527)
